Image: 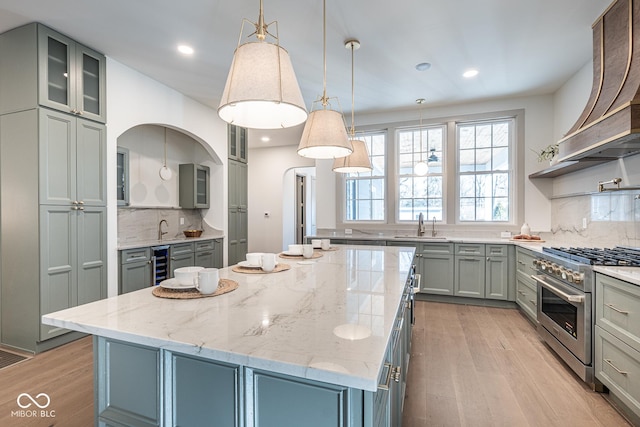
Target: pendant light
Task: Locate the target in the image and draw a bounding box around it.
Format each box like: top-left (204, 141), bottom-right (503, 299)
top-left (332, 40), bottom-right (372, 173)
top-left (297, 0), bottom-right (352, 159)
top-left (159, 127), bottom-right (172, 181)
top-left (218, 0), bottom-right (308, 129)
top-left (414, 98), bottom-right (429, 176)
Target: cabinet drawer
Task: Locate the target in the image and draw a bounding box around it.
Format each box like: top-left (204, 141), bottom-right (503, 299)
top-left (120, 247), bottom-right (150, 264)
top-left (515, 277), bottom-right (538, 323)
top-left (171, 242), bottom-right (195, 256)
top-left (486, 244), bottom-right (507, 257)
top-left (420, 242), bottom-right (453, 255)
top-left (195, 240), bottom-right (214, 251)
top-left (595, 326), bottom-right (640, 416)
top-left (596, 274), bottom-right (640, 350)
top-left (516, 248), bottom-right (536, 275)
top-left (455, 243), bottom-right (485, 256)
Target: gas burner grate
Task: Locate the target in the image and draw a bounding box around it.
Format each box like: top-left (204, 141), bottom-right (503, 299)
top-left (543, 246), bottom-right (640, 266)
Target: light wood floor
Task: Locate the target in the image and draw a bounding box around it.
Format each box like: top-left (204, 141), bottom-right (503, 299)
top-left (0, 303), bottom-right (633, 427)
top-left (0, 336), bottom-right (93, 427)
top-left (402, 301), bottom-right (632, 427)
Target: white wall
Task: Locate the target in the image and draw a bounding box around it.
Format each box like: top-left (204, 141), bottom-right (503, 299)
top-left (106, 58), bottom-right (227, 296)
top-left (247, 145), bottom-right (314, 253)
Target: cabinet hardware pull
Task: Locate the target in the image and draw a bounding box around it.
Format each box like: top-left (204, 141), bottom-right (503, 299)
top-left (199, 252), bottom-right (212, 256)
top-left (605, 303), bottom-right (629, 315)
top-left (393, 366), bottom-right (401, 382)
top-left (79, 206), bottom-right (84, 211)
top-left (487, 257), bottom-right (490, 261)
top-left (518, 260), bottom-right (525, 265)
top-left (72, 200), bottom-right (79, 205)
top-left (378, 362), bottom-right (393, 390)
top-left (604, 359), bottom-right (628, 375)
top-left (78, 201), bottom-right (84, 205)
top-left (529, 299), bottom-right (537, 306)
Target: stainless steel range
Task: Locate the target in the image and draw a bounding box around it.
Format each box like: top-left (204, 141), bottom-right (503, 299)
top-left (531, 246), bottom-right (640, 388)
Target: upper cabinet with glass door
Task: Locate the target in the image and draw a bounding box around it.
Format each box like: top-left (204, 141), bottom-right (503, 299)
top-left (0, 23), bottom-right (106, 123)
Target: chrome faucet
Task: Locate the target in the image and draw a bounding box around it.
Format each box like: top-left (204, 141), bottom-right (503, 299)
top-left (158, 219), bottom-right (168, 240)
top-left (417, 212), bottom-right (425, 236)
top-left (431, 216), bottom-right (437, 237)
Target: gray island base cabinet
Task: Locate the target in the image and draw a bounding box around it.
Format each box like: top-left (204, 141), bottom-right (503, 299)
top-left (45, 246), bottom-right (415, 427)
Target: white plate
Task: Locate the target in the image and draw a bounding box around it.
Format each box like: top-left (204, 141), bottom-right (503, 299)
top-left (159, 278), bottom-right (195, 289)
top-left (282, 251), bottom-right (303, 256)
top-left (238, 260), bottom-right (262, 268)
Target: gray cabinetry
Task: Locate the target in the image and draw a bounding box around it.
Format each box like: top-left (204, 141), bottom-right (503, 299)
top-left (454, 243), bottom-right (513, 300)
top-left (96, 338), bottom-right (160, 427)
top-left (454, 244), bottom-right (486, 298)
top-left (228, 159), bottom-right (248, 265)
top-left (594, 273), bottom-right (640, 421)
top-left (170, 353), bottom-right (241, 427)
top-left (0, 23), bottom-right (106, 123)
top-left (170, 242), bottom-right (195, 275)
top-left (179, 163), bottom-right (210, 209)
top-left (485, 244), bottom-right (510, 300)
top-left (119, 248), bottom-right (152, 294)
top-left (228, 124), bottom-right (248, 163)
top-left (1, 107), bottom-right (106, 352)
top-left (194, 238), bottom-right (223, 268)
top-left (417, 243), bottom-right (454, 295)
top-left (515, 247), bottom-right (538, 323)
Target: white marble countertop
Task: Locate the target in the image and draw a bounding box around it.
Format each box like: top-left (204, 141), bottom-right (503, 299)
top-left (594, 266), bottom-right (640, 286)
top-left (43, 245), bottom-right (415, 391)
top-left (118, 231), bottom-right (225, 250)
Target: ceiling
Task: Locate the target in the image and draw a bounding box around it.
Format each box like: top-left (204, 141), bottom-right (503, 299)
top-left (0, 0), bottom-right (612, 147)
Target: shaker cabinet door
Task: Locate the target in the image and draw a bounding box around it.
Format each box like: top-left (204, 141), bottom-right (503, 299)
top-left (76, 119), bottom-right (106, 206)
top-left (39, 108), bottom-right (76, 205)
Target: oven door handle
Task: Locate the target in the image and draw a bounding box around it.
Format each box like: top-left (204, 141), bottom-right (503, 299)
top-left (531, 275), bottom-right (585, 304)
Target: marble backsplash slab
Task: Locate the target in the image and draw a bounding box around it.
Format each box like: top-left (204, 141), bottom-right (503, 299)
top-left (549, 192), bottom-right (640, 247)
top-left (118, 208), bottom-right (210, 243)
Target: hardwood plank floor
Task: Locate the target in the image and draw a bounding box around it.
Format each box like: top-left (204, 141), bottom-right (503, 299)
top-left (0, 336), bottom-right (93, 427)
top-left (402, 301), bottom-right (633, 427)
top-left (0, 302), bottom-right (633, 427)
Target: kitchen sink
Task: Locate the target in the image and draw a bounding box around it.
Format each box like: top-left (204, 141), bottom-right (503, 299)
top-left (393, 235), bottom-right (448, 240)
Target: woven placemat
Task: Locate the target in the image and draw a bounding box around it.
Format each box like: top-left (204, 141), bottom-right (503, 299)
top-left (152, 278), bottom-right (238, 299)
top-left (279, 251), bottom-right (323, 260)
top-left (231, 263), bottom-right (291, 274)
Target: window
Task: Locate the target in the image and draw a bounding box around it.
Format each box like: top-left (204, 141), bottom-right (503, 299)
top-left (344, 132), bottom-right (386, 221)
top-left (397, 125), bottom-right (445, 221)
top-left (457, 119), bottom-right (512, 222)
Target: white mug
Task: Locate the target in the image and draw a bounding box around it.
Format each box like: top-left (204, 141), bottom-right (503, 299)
top-left (196, 268), bottom-right (219, 295)
top-left (321, 239), bottom-right (331, 250)
top-left (302, 244), bottom-right (314, 259)
top-left (246, 252), bottom-right (263, 267)
top-left (174, 266), bottom-right (204, 286)
top-left (311, 239), bottom-right (322, 249)
top-left (288, 244), bottom-right (303, 255)
top-left (261, 253), bottom-right (277, 272)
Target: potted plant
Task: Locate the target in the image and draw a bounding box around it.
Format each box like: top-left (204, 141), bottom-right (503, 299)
top-left (532, 143), bottom-right (559, 164)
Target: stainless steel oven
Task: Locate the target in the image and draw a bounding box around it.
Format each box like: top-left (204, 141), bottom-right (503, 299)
top-left (531, 249), bottom-right (594, 385)
top-left (531, 245), bottom-right (640, 388)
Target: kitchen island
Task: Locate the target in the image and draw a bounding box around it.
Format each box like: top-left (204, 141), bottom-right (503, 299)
top-left (43, 245), bottom-right (416, 427)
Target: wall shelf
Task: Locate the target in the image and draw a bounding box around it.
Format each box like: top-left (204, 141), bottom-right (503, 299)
top-left (528, 159), bottom-right (611, 179)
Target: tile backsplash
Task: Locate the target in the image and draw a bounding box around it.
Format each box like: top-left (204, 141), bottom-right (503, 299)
top-left (549, 191), bottom-right (640, 247)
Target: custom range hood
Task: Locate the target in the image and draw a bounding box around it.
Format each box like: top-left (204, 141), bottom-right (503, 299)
top-left (558, 0), bottom-right (640, 163)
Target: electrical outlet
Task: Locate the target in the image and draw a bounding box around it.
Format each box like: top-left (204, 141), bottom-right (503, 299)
top-left (345, 228), bottom-right (352, 235)
top-left (582, 217), bottom-right (587, 229)
top-left (180, 217), bottom-right (184, 225)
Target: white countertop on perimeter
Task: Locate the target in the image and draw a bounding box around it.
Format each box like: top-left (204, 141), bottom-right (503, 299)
top-left (42, 245), bottom-right (415, 391)
top-left (594, 266), bottom-right (640, 286)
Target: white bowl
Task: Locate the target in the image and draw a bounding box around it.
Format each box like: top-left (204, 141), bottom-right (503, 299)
top-left (174, 266), bottom-right (204, 286)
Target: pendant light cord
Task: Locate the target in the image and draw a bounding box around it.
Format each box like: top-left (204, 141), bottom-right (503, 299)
top-left (321, 0), bottom-right (328, 106)
top-left (164, 127), bottom-right (168, 167)
top-left (350, 43), bottom-right (355, 137)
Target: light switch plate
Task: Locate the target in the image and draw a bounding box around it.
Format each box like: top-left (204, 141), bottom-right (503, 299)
top-left (500, 231), bottom-right (511, 238)
top-left (345, 228), bottom-right (353, 235)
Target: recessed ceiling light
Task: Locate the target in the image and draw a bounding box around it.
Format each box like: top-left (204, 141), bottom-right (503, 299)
top-left (261, 136), bottom-right (271, 142)
top-left (463, 69), bottom-right (479, 78)
top-left (415, 62), bottom-right (431, 71)
top-left (177, 45), bottom-right (194, 55)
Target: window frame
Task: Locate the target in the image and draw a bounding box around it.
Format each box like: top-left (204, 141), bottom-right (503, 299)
top-left (334, 109), bottom-right (524, 231)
